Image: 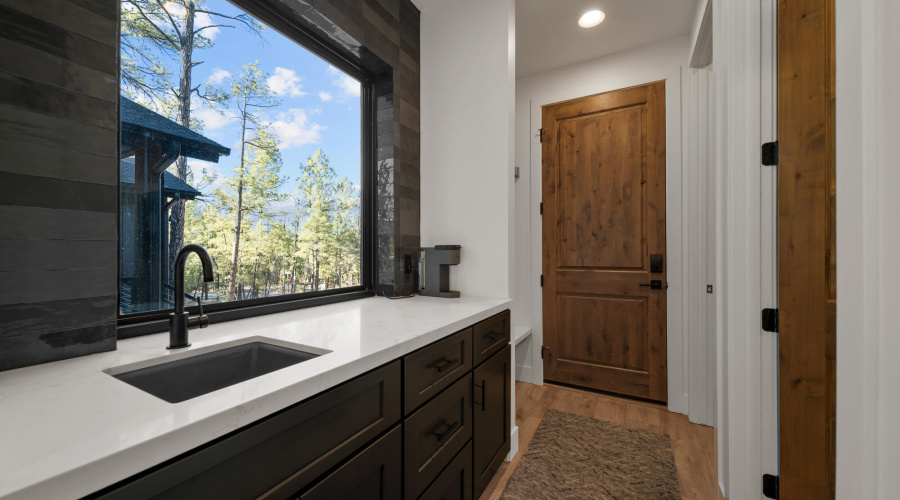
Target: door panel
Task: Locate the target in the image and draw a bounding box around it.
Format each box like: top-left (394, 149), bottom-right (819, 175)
top-left (557, 294), bottom-right (647, 372)
top-left (558, 107), bottom-right (643, 269)
top-left (777, 0), bottom-right (836, 495)
top-left (542, 82), bottom-right (667, 402)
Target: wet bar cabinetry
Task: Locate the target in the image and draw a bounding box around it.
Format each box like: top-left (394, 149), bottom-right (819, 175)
top-left (89, 310), bottom-right (511, 500)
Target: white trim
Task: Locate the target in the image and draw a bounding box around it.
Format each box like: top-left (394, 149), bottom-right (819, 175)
top-left (507, 425), bottom-right (519, 462)
top-left (527, 64), bottom-right (689, 400)
top-left (758, 0), bottom-right (779, 484)
top-left (667, 65), bottom-right (688, 415)
top-left (714, 0), bottom-right (766, 497)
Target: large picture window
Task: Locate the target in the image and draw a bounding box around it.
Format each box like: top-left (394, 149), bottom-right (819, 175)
top-left (119, 0), bottom-right (370, 320)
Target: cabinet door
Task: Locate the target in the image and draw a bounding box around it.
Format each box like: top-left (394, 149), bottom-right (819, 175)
top-left (472, 311), bottom-right (510, 367)
top-left (93, 362), bottom-right (401, 500)
top-left (404, 373), bottom-right (473, 499)
top-left (472, 344), bottom-right (511, 498)
top-left (419, 441), bottom-right (473, 500)
top-left (299, 426), bottom-right (401, 500)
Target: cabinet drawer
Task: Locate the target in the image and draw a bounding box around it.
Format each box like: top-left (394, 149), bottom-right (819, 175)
top-left (472, 310), bottom-right (510, 367)
top-left (403, 327), bottom-right (472, 414)
top-left (404, 373), bottom-right (473, 500)
top-left (298, 426), bottom-right (401, 500)
top-left (93, 362), bottom-right (401, 500)
top-left (473, 345), bottom-right (511, 498)
top-left (418, 441), bottom-right (473, 500)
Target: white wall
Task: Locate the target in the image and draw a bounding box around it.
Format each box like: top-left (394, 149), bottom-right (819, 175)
top-left (836, 0), bottom-right (900, 497)
top-left (514, 36), bottom-right (708, 416)
top-left (418, 0), bottom-right (518, 460)
top-left (419, 0), bottom-right (515, 300)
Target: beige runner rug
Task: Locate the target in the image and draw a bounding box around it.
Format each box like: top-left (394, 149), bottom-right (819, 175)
top-left (501, 409), bottom-right (682, 499)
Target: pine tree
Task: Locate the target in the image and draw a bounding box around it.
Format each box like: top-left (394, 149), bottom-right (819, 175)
top-left (120, 0), bottom-right (263, 285)
top-left (224, 63), bottom-right (281, 300)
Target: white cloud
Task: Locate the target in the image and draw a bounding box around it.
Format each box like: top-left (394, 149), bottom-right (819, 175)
top-left (195, 12), bottom-right (220, 40)
top-left (192, 103), bottom-right (235, 131)
top-left (318, 91), bottom-right (333, 102)
top-left (162, 4), bottom-right (220, 40)
top-left (327, 65), bottom-right (361, 97)
top-left (267, 67), bottom-right (307, 98)
top-left (187, 160), bottom-right (224, 188)
top-left (208, 68), bottom-right (231, 85)
top-left (268, 109), bottom-right (325, 148)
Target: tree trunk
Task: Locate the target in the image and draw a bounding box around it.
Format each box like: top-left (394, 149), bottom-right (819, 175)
top-left (168, 0), bottom-right (196, 286)
top-left (250, 255), bottom-right (260, 298)
top-left (227, 110), bottom-right (249, 301)
top-left (313, 249), bottom-right (320, 291)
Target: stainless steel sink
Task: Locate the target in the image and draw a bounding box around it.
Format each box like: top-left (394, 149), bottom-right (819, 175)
top-left (106, 338), bottom-right (329, 403)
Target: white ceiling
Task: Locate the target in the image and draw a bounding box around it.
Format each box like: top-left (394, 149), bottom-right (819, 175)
top-left (515, 0), bottom-right (699, 77)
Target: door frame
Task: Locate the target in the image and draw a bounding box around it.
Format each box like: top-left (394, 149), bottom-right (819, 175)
top-left (527, 67), bottom-right (691, 412)
top-left (539, 81), bottom-right (669, 403)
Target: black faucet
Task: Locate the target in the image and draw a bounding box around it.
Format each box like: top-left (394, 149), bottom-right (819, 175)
top-left (168, 244), bottom-right (215, 349)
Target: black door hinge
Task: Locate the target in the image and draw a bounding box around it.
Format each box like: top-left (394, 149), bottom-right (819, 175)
top-left (762, 141), bottom-right (779, 166)
top-left (541, 345), bottom-right (549, 359)
top-left (540, 202), bottom-right (543, 215)
top-left (762, 308), bottom-right (779, 333)
top-left (763, 474), bottom-right (779, 499)
top-left (540, 275), bottom-right (544, 287)
top-left (539, 128), bottom-right (547, 143)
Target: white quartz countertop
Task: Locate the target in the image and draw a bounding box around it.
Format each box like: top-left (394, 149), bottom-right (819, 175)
top-left (0, 296), bottom-right (511, 500)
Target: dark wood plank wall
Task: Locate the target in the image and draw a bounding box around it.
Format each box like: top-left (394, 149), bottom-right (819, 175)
top-left (0, 0), bottom-right (420, 370)
top-left (0, 0), bottom-right (119, 371)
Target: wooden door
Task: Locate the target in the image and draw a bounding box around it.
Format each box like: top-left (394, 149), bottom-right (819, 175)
top-left (777, 0), bottom-right (836, 496)
top-left (541, 82), bottom-right (667, 402)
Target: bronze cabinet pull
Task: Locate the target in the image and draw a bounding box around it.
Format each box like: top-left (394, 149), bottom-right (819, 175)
top-left (434, 358), bottom-right (460, 373)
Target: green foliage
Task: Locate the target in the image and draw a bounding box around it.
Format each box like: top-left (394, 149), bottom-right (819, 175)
top-left (122, 1), bottom-right (360, 305)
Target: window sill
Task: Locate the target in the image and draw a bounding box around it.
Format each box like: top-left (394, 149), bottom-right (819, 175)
top-left (117, 289), bottom-right (375, 339)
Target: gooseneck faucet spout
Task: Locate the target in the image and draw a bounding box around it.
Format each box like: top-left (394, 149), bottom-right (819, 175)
top-left (168, 244), bottom-right (215, 349)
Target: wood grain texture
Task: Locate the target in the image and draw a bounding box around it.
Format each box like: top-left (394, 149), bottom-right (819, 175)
top-left (542, 81), bottom-right (667, 402)
top-left (0, 0), bottom-right (118, 47)
top-left (0, 5), bottom-right (116, 75)
top-left (0, 38), bottom-right (117, 102)
top-left (777, 0), bottom-right (836, 496)
top-left (0, 0), bottom-right (119, 370)
top-left (0, 72), bottom-right (117, 130)
top-left (480, 382), bottom-right (717, 500)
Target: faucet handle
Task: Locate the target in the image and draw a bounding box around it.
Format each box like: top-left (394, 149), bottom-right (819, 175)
top-left (196, 296), bottom-right (209, 329)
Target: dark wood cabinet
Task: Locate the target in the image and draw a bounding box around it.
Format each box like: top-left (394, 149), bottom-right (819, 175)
top-left (419, 441), bottom-right (473, 500)
top-left (403, 327), bottom-right (472, 414)
top-left (298, 426), bottom-right (402, 500)
top-left (89, 310), bottom-right (512, 500)
top-left (473, 344), bottom-right (511, 498)
top-left (91, 362), bottom-right (401, 500)
top-left (404, 373), bottom-right (473, 499)
top-left (472, 310), bottom-right (510, 366)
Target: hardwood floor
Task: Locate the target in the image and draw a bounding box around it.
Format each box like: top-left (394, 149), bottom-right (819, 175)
top-left (481, 382), bottom-right (719, 500)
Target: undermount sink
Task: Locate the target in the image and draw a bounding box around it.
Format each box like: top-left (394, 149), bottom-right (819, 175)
top-left (106, 338), bottom-right (330, 403)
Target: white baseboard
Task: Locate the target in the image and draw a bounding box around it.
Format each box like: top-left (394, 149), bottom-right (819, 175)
top-left (515, 364), bottom-right (533, 383)
top-left (507, 425), bottom-right (519, 462)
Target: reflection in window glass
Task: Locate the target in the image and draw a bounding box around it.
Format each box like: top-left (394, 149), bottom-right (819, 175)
top-left (119, 0), bottom-right (362, 315)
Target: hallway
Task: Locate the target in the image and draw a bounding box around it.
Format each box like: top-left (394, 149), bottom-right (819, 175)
top-left (483, 382), bottom-right (719, 499)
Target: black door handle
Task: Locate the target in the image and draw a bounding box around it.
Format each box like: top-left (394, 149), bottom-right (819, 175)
top-left (639, 280), bottom-right (663, 290)
top-left (474, 381), bottom-right (486, 411)
top-left (433, 421), bottom-right (460, 442)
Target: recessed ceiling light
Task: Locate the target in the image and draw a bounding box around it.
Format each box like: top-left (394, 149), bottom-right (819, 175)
top-left (578, 10), bottom-right (606, 28)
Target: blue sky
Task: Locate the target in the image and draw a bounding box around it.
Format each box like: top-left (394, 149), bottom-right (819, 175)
top-left (170, 0), bottom-right (362, 200)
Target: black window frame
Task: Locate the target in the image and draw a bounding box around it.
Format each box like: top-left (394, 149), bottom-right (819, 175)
top-left (116, 0), bottom-right (377, 339)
